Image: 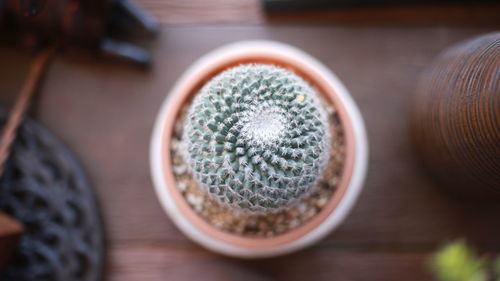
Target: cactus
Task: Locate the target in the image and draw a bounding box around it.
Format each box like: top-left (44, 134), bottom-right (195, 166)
top-left (183, 64), bottom-right (330, 213)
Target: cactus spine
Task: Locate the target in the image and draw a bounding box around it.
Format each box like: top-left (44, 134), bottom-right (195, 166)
top-left (183, 64), bottom-right (330, 213)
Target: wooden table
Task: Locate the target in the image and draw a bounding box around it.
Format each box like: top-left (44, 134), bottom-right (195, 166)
top-left (1, 26), bottom-right (499, 281)
top-left (135, 0), bottom-right (500, 25)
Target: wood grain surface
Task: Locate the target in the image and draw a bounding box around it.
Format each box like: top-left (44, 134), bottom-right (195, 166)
top-left (109, 243), bottom-right (431, 281)
top-left (133, 0), bottom-right (500, 25)
top-left (135, 0), bottom-right (263, 24)
top-left (0, 26), bottom-right (499, 280)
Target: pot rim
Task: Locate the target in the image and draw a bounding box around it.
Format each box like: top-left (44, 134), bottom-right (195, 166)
top-left (150, 40), bottom-right (368, 258)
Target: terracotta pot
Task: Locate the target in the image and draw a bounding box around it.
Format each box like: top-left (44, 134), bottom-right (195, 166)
top-left (150, 41), bottom-right (368, 258)
top-left (412, 33), bottom-right (500, 201)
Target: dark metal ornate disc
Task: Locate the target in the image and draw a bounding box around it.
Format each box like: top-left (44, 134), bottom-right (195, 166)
top-left (0, 113), bottom-right (104, 281)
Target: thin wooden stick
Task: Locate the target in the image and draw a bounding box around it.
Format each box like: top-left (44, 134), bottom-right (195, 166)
top-left (0, 48), bottom-right (56, 176)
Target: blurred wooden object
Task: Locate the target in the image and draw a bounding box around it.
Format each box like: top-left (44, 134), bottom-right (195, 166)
top-left (0, 47), bottom-right (55, 175)
top-left (0, 212), bottom-right (23, 273)
top-left (412, 33), bottom-right (500, 201)
top-left (0, 0), bottom-right (158, 66)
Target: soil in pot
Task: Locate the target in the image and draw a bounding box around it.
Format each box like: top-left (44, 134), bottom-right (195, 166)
top-left (169, 66), bottom-right (346, 238)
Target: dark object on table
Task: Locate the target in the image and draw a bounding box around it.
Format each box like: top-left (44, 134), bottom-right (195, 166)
top-left (412, 33), bottom-right (500, 201)
top-left (263, 0), bottom-right (497, 10)
top-left (0, 213), bottom-right (23, 274)
top-left (0, 111), bottom-right (105, 281)
top-left (0, 0), bottom-right (158, 66)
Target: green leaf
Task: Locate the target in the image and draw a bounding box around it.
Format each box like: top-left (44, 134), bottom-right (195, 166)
top-left (494, 257), bottom-right (500, 281)
top-left (430, 240), bottom-right (487, 281)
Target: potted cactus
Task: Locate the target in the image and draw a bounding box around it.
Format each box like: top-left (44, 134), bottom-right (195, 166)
top-left (151, 41), bottom-right (368, 258)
